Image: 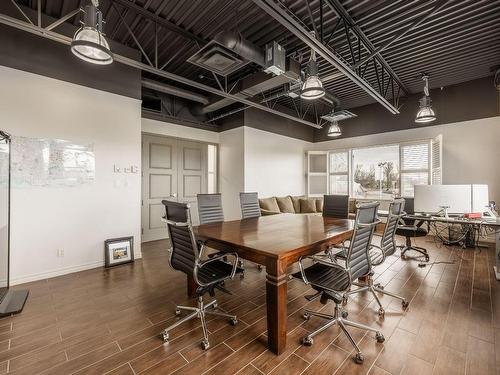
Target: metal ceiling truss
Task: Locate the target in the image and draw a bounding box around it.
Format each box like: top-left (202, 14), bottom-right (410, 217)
top-left (252, 0), bottom-right (403, 114)
top-left (2, 0), bottom-right (323, 129)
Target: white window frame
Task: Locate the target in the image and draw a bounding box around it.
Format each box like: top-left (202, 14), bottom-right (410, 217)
top-left (328, 149), bottom-right (350, 195)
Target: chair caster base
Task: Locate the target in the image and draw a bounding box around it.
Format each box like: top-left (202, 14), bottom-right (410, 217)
top-left (161, 331), bottom-right (169, 343)
top-left (376, 332), bottom-right (385, 343)
top-left (342, 296), bottom-right (348, 306)
top-left (341, 310), bottom-right (349, 319)
top-left (201, 340), bottom-right (210, 350)
top-left (402, 300), bottom-right (409, 310)
top-left (303, 312), bottom-right (311, 320)
top-left (175, 309), bottom-right (181, 316)
top-left (230, 317), bottom-right (238, 326)
top-left (257, 265), bottom-right (263, 271)
top-left (354, 352), bottom-right (364, 364)
top-left (378, 308), bottom-right (385, 317)
top-left (302, 336), bottom-right (313, 346)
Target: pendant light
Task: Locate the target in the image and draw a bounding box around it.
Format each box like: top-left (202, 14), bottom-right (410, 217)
top-left (415, 74), bottom-right (436, 123)
top-left (300, 33), bottom-right (325, 100)
top-left (71, 1), bottom-right (113, 65)
top-left (327, 120), bottom-right (341, 137)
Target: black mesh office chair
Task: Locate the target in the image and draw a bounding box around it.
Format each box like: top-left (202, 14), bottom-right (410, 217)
top-left (239, 192), bottom-right (261, 219)
top-left (239, 192), bottom-right (263, 271)
top-left (344, 199), bottom-right (409, 316)
top-left (197, 194), bottom-right (244, 278)
top-left (395, 197), bottom-right (430, 261)
top-left (293, 202), bottom-right (385, 364)
top-left (161, 200), bottom-right (239, 350)
top-left (323, 194), bottom-right (349, 218)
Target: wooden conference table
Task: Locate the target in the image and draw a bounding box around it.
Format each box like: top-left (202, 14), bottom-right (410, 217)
top-left (193, 213), bottom-right (354, 354)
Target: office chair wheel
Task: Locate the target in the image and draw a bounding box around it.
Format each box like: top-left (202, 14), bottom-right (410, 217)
top-left (425, 255), bottom-right (430, 262)
top-left (342, 296), bottom-right (348, 306)
top-left (341, 310), bottom-right (349, 319)
top-left (402, 300), bottom-right (409, 310)
top-left (302, 312), bottom-right (311, 320)
top-left (302, 336), bottom-right (313, 346)
top-left (258, 265), bottom-right (263, 271)
top-left (175, 309), bottom-right (182, 316)
top-left (376, 332), bottom-right (385, 343)
top-left (354, 352), bottom-right (364, 364)
top-left (161, 331), bottom-right (169, 343)
top-left (375, 284), bottom-right (384, 290)
top-left (378, 308), bottom-right (385, 317)
top-left (230, 317), bottom-right (238, 326)
top-left (201, 339), bottom-right (210, 350)
top-left (239, 271), bottom-right (245, 279)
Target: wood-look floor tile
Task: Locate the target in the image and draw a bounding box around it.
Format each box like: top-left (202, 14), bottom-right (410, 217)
top-left (268, 353), bottom-right (308, 375)
top-left (433, 345), bottom-right (466, 375)
top-left (465, 335), bottom-right (496, 375)
top-left (106, 363), bottom-right (135, 375)
top-left (400, 354), bottom-right (433, 375)
top-left (300, 343), bottom-right (349, 375)
top-left (375, 328), bottom-right (416, 374)
top-left (137, 352), bottom-right (187, 375)
top-left (171, 342), bottom-right (234, 374)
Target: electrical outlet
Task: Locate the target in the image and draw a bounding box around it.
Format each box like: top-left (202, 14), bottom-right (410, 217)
top-left (57, 249), bottom-right (64, 257)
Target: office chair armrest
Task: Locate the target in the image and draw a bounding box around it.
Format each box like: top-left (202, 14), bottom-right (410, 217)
top-left (357, 219), bottom-right (382, 229)
top-left (298, 255), bottom-right (349, 286)
top-left (164, 219), bottom-right (189, 227)
top-left (196, 251), bottom-right (240, 283)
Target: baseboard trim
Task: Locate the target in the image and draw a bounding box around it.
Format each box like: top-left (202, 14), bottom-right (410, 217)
top-left (10, 252), bottom-right (143, 286)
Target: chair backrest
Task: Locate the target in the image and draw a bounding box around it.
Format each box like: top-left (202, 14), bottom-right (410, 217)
top-left (197, 193), bottom-right (224, 225)
top-left (323, 194), bottom-right (349, 218)
top-left (240, 192), bottom-right (261, 219)
top-left (346, 202), bottom-right (380, 280)
top-left (162, 200), bottom-right (198, 276)
top-left (401, 197), bottom-right (415, 225)
top-left (380, 199), bottom-right (405, 257)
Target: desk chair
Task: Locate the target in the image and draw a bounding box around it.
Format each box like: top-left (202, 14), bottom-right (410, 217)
top-left (323, 194), bottom-right (349, 218)
top-left (293, 202), bottom-right (385, 364)
top-left (197, 194), bottom-right (244, 278)
top-left (161, 200), bottom-right (239, 350)
top-left (240, 192), bottom-right (261, 219)
top-left (395, 197), bottom-right (430, 262)
top-left (344, 199), bottom-right (409, 316)
top-left (239, 192), bottom-right (263, 271)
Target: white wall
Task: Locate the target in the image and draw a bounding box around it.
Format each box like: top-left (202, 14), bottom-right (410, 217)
top-left (0, 66), bottom-right (142, 284)
top-left (313, 116), bottom-right (500, 203)
top-left (244, 127), bottom-right (307, 197)
top-left (142, 118), bottom-right (219, 144)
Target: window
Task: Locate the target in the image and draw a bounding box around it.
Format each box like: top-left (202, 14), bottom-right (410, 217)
top-left (400, 142), bottom-right (430, 197)
top-left (351, 144), bottom-right (399, 199)
top-left (329, 151), bottom-right (349, 194)
top-left (323, 136), bottom-right (440, 199)
top-left (207, 144), bottom-right (217, 193)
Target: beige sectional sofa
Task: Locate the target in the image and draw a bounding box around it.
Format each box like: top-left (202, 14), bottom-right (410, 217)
top-left (258, 195), bottom-right (358, 218)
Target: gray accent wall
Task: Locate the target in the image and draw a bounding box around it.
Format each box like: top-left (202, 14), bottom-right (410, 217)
top-left (314, 76), bottom-right (498, 142)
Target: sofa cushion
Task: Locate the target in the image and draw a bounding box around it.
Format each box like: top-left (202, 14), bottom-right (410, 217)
top-left (290, 195), bottom-right (305, 213)
top-left (348, 199), bottom-right (357, 214)
top-left (315, 198), bottom-right (324, 213)
top-left (300, 198), bottom-right (317, 213)
top-left (259, 197), bottom-right (280, 213)
top-left (276, 196), bottom-right (295, 213)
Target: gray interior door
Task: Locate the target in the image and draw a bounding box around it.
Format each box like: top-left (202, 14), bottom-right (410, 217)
top-left (141, 135), bottom-right (209, 242)
top-left (142, 135), bottom-right (178, 243)
top-left (177, 140), bottom-right (208, 226)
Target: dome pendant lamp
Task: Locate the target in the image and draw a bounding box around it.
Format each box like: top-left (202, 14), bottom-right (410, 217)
top-left (300, 32), bottom-right (325, 100)
top-left (71, 1), bottom-right (113, 65)
top-left (415, 74), bottom-right (436, 123)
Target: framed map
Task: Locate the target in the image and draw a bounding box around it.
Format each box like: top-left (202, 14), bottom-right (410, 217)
top-left (11, 136), bottom-right (95, 187)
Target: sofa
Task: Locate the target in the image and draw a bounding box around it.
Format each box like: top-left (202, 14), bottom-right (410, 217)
top-left (259, 195), bottom-right (359, 218)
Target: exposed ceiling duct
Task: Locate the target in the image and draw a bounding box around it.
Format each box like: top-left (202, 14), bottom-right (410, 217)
top-left (187, 31), bottom-right (265, 76)
top-left (141, 79), bottom-right (209, 105)
top-left (197, 57), bottom-right (301, 114)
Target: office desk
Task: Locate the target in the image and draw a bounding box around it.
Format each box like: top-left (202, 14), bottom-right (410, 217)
top-left (380, 210), bottom-right (500, 281)
top-left (193, 214), bottom-right (354, 354)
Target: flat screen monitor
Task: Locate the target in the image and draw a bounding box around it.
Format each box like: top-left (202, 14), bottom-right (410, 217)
top-left (414, 185), bottom-right (472, 214)
top-left (0, 133), bottom-right (10, 301)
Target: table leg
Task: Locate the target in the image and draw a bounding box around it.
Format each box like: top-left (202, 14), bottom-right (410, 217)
top-left (187, 275), bottom-right (197, 297)
top-left (494, 229), bottom-right (500, 281)
top-left (266, 263), bottom-right (287, 354)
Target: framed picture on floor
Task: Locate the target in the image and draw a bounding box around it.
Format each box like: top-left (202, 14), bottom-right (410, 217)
top-left (104, 236), bottom-right (134, 267)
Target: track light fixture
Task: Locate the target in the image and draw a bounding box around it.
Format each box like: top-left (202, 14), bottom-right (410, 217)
top-left (327, 120), bottom-right (341, 137)
top-left (415, 74), bottom-right (436, 123)
top-left (71, 1), bottom-right (113, 65)
top-left (301, 33), bottom-right (325, 100)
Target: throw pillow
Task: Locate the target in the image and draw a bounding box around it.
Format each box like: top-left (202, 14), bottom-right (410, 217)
top-left (259, 197), bottom-right (280, 212)
top-left (300, 198), bottom-right (317, 213)
top-left (276, 196), bottom-right (295, 213)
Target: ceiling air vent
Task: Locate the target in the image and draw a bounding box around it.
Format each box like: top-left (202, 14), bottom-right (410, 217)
top-left (187, 41), bottom-right (248, 76)
top-left (321, 110), bottom-right (357, 122)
